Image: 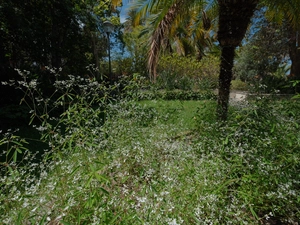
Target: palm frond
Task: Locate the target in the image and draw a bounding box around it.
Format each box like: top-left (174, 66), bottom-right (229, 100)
top-left (111, 0), bottom-right (122, 6)
top-left (148, 0), bottom-right (186, 81)
top-left (110, 0), bottom-right (123, 10)
top-left (262, 0), bottom-right (300, 29)
top-left (129, 0), bottom-right (163, 26)
top-left (129, 0), bottom-right (217, 81)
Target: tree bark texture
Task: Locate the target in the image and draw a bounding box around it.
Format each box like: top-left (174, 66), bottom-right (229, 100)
top-left (217, 46), bottom-right (235, 120)
top-left (217, 0), bottom-right (258, 120)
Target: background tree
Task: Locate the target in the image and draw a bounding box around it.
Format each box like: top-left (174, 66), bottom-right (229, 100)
top-left (129, 0), bottom-right (216, 82)
top-left (121, 24), bottom-right (148, 77)
top-left (85, 0), bottom-right (123, 80)
top-left (129, 0), bottom-right (299, 120)
top-left (234, 12), bottom-right (290, 93)
top-left (264, 0), bottom-right (300, 81)
top-left (0, 0), bottom-right (123, 104)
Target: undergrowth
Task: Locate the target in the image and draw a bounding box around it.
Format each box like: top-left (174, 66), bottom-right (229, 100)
top-left (0, 70), bottom-right (299, 224)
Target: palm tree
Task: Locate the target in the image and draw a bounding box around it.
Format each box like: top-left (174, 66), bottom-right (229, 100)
top-left (216, 0), bottom-right (259, 120)
top-left (129, 0), bottom-right (215, 82)
top-left (122, 0), bottom-right (300, 120)
top-left (216, 0), bottom-right (299, 120)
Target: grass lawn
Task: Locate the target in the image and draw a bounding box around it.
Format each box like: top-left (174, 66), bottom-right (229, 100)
top-left (138, 100), bottom-right (203, 129)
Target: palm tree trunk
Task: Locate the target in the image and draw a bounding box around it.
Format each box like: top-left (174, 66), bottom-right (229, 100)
top-left (216, 0), bottom-right (258, 120)
top-left (217, 46), bottom-right (235, 120)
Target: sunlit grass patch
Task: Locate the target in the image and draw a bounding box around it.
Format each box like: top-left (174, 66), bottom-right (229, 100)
top-left (137, 99), bottom-right (216, 130)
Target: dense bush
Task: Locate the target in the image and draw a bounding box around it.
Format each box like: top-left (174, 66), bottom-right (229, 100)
top-left (137, 90), bottom-right (216, 101)
top-left (115, 74), bottom-right (217, 101)
top-left (156, 54), bottom-right (219, 91)
top-left (231, 79), bottom-right (249, 91)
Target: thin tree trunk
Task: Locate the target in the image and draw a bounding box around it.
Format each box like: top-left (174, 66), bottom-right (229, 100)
top-left (91, 32), bottom-right (100, 80)
top-left (217, 46), bottom-right (235, 121)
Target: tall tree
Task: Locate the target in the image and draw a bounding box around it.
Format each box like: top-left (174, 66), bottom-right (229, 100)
top-left (234, 14), bottom-right (290, 88)
top-left (127, 0), bottom-right (300, 120)
top-left (216, 0), bottom-right (258, 120)
top-left (0, 0), bottom-right (124, 83)
top-left (264, 1), bottom-right (300, 81)
top-left (289, 27), bottom-right (300, 81)
top-left (217, 0), bottom-right (299, 119)
top-left (0, 0), bottom-right (125, 103)
top-left (82, 0), bottom-right (122, 79)
top-left (0, 0), bottom-right (92, 75)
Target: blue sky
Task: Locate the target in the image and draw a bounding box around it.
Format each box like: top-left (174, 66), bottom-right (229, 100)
top-left (119, 0), bottom-right (131, 23)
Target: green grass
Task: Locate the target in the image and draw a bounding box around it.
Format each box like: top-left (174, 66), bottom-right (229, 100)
top-left (1, 97), bottom-right (299, 224)
top-left (137, 100), bottom-right (203, 129)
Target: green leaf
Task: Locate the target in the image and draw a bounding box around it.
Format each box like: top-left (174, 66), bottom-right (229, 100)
top-left (13, 150), bottom-right (18, 162)
top-left (70, 165), bottom-right (80, 176)
top-left (29, 113), bottom-right (36, 125)
top-left (94, 172), bottom-right (109, 183)
top-left (291, 94), bottom-right (300, 99)
top-left (99, 187), bottom-right (109, 195)
top-left (249, 205), bottom-right (259, 220)
top-left (85, 175), bottom-right (93, 188)
top-left (224, 136), bottom-right (229, 145)
top-left (271, 123), bottom-right (275, 133)
top-left (39, 214), bottom-right (47, 225)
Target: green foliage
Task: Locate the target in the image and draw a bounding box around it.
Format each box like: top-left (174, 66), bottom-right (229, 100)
top-left (1, 70), bottom-right (300, 224)
top-left (195, 97), bottom-right (300, 223)
top-left (148, 90), bottom-right (216, 101)
top-left (0, 132), bottom-right (29, 167)
top-left (291, 80), bottom-right (300, 98)
top-left (156, 54), bottom-right (219, 91)
top-left (0, 0), bottom-right (124, 92)
top-left (121, 25), bottom-right (149, 77)
top-left (116, 73), bottom-right (149, 100)
top-left (194, 100), bottom-right (218, 124)
top-left (231, 79), bottom-right (249, 91)
top-left (234, 15), bottom-right (290, 93)
top-left (0, 68), bottom-right (124, 224)
top-left (113, 73), bottom-right (216, 101)
top-left (138, 90), bottom-right (216, 101)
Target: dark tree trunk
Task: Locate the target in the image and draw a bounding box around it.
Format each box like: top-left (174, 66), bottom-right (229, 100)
top-left (217, 0), bottom-right (259, 120)
top-left (217, 46), bottom-right (235, 120)
top-left (289, 29), bottom-right (300, 81)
